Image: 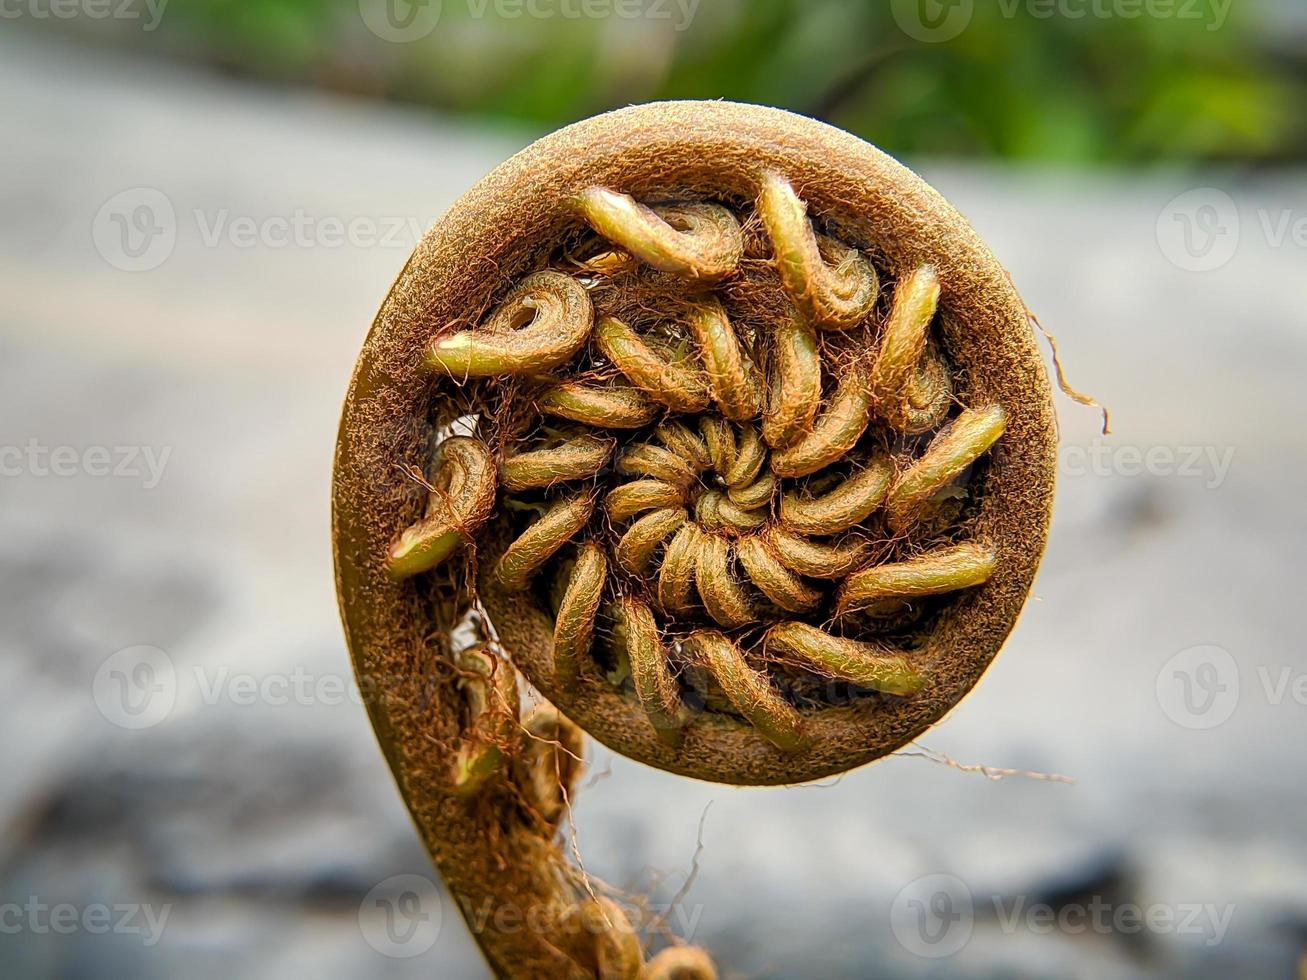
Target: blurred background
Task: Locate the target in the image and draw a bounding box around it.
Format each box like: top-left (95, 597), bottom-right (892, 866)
top-left (2, 1), bottom-right (1304, 977)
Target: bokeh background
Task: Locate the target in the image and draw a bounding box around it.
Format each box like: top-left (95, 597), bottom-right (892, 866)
top-left (2, 1), bottom-right (1305, 977)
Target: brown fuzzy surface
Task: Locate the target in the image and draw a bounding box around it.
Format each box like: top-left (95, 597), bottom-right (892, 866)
top-left (332, 101), bottom-right (1057, 975)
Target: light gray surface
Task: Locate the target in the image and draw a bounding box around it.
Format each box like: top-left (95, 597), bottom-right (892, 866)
top-left (2, 32), bottom-right (1305, 980)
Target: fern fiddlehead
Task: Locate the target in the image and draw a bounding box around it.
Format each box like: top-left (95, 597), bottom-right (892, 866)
top-left (334, 101), bottom-right (1057, 977)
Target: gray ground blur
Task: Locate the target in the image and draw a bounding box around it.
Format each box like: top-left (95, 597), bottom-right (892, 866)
top-left (2, 30), bottom-right (1305, 980)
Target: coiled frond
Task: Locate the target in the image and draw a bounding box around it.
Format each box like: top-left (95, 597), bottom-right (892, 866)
top-left (399, 181), bottom-right (1007, 756)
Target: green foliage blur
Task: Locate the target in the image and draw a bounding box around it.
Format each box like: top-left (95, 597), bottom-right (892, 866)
top-left (66, 0), bottom-right (1306, 162)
